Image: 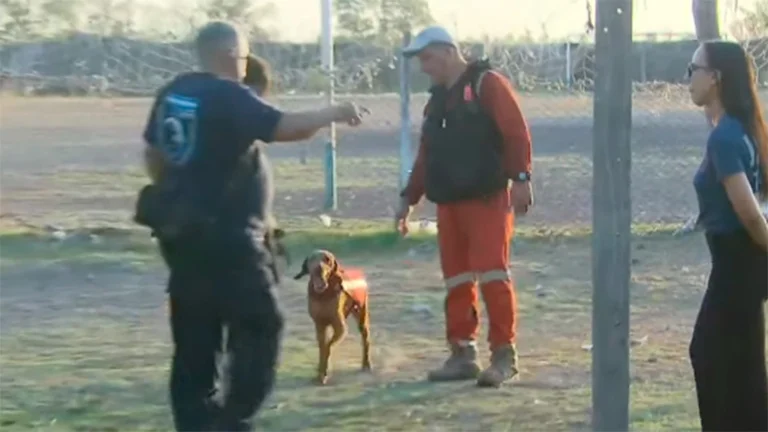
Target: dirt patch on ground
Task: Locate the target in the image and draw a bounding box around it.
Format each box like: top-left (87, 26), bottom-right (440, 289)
top-left (0, 232), bottom-right (719, 430)
top-left (1, 93), bottom-right (749, 430)
top-left (1, 95), bottom-right (714, 231)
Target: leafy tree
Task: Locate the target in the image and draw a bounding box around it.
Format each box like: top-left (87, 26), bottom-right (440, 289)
top-left (0, 0), bottom-right (39, 42)
top-left (84, 0), bottom-right (139, 36)
top-left (201, 0), bottom-right (277, 40)
top-left (42, 0), bottom-right (83, 36)
top-left (336, 0), bottom-right (377, 39)
top-left (335, 0), bottom-right (434, 46)
top-left (734, 0), bottom-right (768, 38)
top-left (692, 0), bottom-right (721, 40)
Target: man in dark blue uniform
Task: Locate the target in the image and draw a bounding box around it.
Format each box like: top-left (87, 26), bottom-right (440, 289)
top-left (138, 21), bottom-right (365, 431)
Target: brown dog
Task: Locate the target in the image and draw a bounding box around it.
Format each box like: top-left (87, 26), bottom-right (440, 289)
top-left (294, 250), bottom-right (372, 385)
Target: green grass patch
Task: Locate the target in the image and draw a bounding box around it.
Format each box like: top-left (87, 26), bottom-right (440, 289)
top-left (0, 229), bottom-right (159, 267)
top-left (0, 220), bottom-right (689, 267)
top-left (0, 220), bottom-right (710, 431)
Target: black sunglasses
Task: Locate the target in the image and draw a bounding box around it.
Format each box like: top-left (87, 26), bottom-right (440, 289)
top-left (686, 62), bottom-right (716, 79)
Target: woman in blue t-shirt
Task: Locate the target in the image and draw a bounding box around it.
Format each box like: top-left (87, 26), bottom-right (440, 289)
top-left (243, 55), bottom-right (276, 229)
top-left (687, 40), bottom-right (768, 431)
top-left (242, 55), bottom-right (289, 275)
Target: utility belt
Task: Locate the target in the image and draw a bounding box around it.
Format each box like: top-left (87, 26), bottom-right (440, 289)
top-left (134, 146), bottom-right (255, 239)
top-left (134, 149), bottom-right (290, 283)
top-left (133, 182), bottom-right (217, 239)
top-left (133, 185), bottom-right (290, 284)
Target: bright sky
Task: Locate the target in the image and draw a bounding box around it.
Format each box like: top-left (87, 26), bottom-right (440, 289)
top-left (126, 0), bottom-right (757, 41)
top-left (270, 0), bottom-right (756, 41)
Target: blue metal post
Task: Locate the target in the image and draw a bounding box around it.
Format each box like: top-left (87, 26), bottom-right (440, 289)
top-left (321, 0), bottom-right (337, 210)
top-left (399, 30), bottom-right (412, 191)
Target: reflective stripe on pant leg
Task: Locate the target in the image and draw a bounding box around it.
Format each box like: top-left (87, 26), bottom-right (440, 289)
top-left (444, 272), bottom-right (480, 344)
top-left (479, 267), bottom-right (516, 349)
top-left (437, 202), bottom-right (478, 345)
top-left (445, 272), bottom-right (476, 290)
top-left (478, 269), bottom-right (511, 284)
top-left (479, 273), bottom-right (517, 349)
top-left (463, 190), bottom-right (516, 350)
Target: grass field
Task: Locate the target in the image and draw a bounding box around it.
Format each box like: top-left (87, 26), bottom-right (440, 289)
top-left (1, 224), bottom-right (709, 431)
top-left (0, 92), bottom-right (753, 430)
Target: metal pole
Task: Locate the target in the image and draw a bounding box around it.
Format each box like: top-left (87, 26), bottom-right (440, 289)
top-left (591, 0), bottom-right (633, 431)
top-left (398, 30), bottom-right (412, 191)
top-left (565, 41), bottom-right (572, 89)
top-left (692, 0), bottom-right (721, 41)
top-left (321, 0), bottom-right (337, 210)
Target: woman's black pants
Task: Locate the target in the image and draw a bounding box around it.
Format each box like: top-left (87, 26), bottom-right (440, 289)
top-left (690, 230), bottom-right (767, 431)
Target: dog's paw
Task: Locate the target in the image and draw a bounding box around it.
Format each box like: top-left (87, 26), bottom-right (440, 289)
top-left (361, 363), bottom-right (373, 372)
top-left (313, 375), bottom-right (329, 386)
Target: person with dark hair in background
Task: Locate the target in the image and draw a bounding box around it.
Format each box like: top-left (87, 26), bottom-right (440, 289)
top-left (242, 54), bottom-right (287, 281)
top-left (687, 40), bottom-right (768, 431)
top-left (137, 21), bottom-right (367, 431)
top-left (244, 54), bottom-right (272, 96)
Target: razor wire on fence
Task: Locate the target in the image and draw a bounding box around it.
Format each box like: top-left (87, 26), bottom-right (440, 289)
top-left (397, 0), bottom-right (768, 228)
top-left (1, 0), bottom-right (767, 226)
top-left (398, 37), bottom-right (766, 228)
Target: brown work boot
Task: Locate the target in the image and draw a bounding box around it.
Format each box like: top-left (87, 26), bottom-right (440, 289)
top-left (476, 344), bottom-right (519, 388)
top-left (427, 342), bottom-right (482, 382)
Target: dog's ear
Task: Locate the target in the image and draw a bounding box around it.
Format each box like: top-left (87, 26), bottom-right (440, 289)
top-left (293, 257), bottom-right (309, 280)
top-left (330, 257), bottom-right (339, 275)
top-left (273, 228), bottom-right (285, 239)
top-left (328, 257), bottom-right (344, 287)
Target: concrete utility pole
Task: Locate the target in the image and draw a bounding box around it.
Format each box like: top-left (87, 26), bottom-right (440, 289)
top-left (591, 0), bottom-right (633, 430)
top-left (693, 0), bottom-right (721, 40)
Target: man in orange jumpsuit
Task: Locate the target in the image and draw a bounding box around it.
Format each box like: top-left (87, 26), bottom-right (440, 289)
top-left (395, 26), bottom-right (533, 388)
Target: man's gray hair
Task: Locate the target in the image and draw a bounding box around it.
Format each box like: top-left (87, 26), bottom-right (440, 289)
top-left (194, 21), bottom-right (242, 62)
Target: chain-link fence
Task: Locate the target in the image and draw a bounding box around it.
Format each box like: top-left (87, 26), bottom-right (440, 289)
top-left (1, 0), bottom-right (766, 228)
top-left (399, 1), bottom-right (768, 229)
top-left (0, 3), bottom-right (404, 226)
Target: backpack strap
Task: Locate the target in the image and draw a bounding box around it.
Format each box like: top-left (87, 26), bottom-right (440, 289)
top-left (467, 58), bottom-right (493, 99)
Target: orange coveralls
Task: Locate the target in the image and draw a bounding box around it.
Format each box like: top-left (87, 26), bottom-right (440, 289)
top-left (402, 71), bottom-right (532, 350)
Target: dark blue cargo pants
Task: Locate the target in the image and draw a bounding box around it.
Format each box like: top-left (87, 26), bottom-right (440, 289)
top-left (159, 233), bottom-right (283, 431)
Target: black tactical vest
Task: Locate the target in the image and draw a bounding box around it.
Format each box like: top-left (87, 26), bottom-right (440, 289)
top-left (422, 59), bottom-right (508, 204)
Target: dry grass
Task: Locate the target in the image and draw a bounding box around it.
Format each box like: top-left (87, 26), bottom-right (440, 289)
top-left (0, 224), bottom-right (719, 431)
top-left (0, 93), bottom-right (751, 430)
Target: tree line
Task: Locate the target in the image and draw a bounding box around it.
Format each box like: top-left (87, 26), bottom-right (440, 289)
top-left (0, 0), bottom-right (434, 44)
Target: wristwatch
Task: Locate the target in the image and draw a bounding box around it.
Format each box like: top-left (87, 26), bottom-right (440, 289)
top-left (512, 172), bottom-right (531, 182)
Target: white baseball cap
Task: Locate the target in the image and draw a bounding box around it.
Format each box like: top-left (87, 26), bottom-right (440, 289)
top-left (402, 26), bottom-right (457, 58)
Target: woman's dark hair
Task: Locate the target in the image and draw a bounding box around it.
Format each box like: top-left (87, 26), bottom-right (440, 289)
top-left (244, 54), bottom-right (272, 96)
top-left (704, 40), bottom-right (768, 199)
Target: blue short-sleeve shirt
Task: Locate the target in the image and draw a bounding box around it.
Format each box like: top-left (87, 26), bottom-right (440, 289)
top-left (142, 72), bottom-right (283, 231)
top-left (693, 115), bottom-right (762, 234)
